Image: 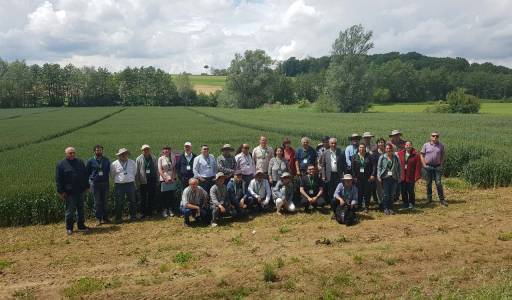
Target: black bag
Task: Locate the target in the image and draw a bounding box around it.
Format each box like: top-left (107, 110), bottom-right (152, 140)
top-left (335, 205), bottom-right (357, 226)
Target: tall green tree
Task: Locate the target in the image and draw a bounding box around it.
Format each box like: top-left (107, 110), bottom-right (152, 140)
top-left (325, 24), bottom-right (374, 112)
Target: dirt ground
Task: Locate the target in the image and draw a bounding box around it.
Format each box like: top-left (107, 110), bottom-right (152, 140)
top-left (1, 180), bottom-right (511, 299)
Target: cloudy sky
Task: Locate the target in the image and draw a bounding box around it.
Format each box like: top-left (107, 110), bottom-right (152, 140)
top-left (0, 0), bottom-right (511, 73)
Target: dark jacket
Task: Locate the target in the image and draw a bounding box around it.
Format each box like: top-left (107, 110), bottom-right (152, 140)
top-left (397, 148), bottom-right (422, 183)
top-left (56, 158), bottom-right (89, 194)
top-left (320, 148), bottom-right (347, 181)
top-left (85, 156), bottom-right (111, 184)
top-left (227, 178), bottom-right (246, 203)
top-left (351, 152), bottom-right (375, 179)
top-left (177, 152), bottom-right (196, 182)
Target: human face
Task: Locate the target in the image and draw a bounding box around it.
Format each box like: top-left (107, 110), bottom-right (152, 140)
top-left (302, 139), bottom-right (309, 149)
top-left (307, 166), bottom-right (316, 176)
top-left (276, 148), bottom-right (283, 157)
top-left (162, 148), bottom-right (170, 156)
top-left (343, 179), bottom-right (353, 188)
top-left (405, 142), bottom-right (412, 152)
top-left (255, 173), bottom-right (263, 181)
top-left (143, 148), bottom-right (150, 156)
top-left (190, 180), bottom-right (198, 190)
top-left (283, 141), bottom-right (290, 149)
top-left (184, 145), bottom-right (192, 153)
top-left (282, 177), bottom-right (290, 184)
top-left (431, 134), bottom-right (439, 144)
top-left (234, 174), bottom-right (242, 182)
top-left (385, 144), bottom-right (393, 154)
top-left (201, 146), bottom-right (209, 156)
top-left (242, 144), bottom-right (250, 154)
top-left (216, 177), bottom-right (225, 185)
top-left (260, 136), bottom-right (267, 147)
top-left (329, 140), bottom-right (337, 149)
top-left (323, 141), bottom-right (329, 148)
top-left (391, 134), bottom-right (399, 143)
top-left (223, 149), bottom-right (232, 156)
top-left (119, 152), bottom-right (129, 161)
top-left (65, 148), bottom-right (76, 160)
top-left (94, 147), bottom-right (103, 157)
top-left (358, 144), bottom-right (366, 155)
top-left (378, 140), bottom-right (385, 151)
top-left (351, 138), bottom-right (360, 146)
top-left (363, 137), bottom-right (371, 145)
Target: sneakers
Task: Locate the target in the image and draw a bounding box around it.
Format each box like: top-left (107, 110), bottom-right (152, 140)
top-left (211, 222), bottom-right (218, 228)
top-left (169, 211), bottom-right (175, 218)
top-left (384, 209), bottom-right (391, 215)
top-left (408, 203), bottom-right (414, 209)
top-left (440, 200), bottom-right (448, 207)
top-left (162, 209), bottom-right (169, 218)
top-left (66, 229), bottom-right (73, 235)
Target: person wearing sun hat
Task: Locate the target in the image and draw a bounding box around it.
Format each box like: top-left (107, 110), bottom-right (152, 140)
top-left (247, 169), bottom-right (272, 210)
top-left (362, 132), bottom-right (375, 154)
top-left (210, 172), bottom-right (237, 227)
top-left (110, 147), bottom-right (137, 223)
top-left (135, 144), bottom-right (158, 218)
top-left (345, 133), bottom-right (361, 172)
top-left (332, 174), bottom-right (358, 214)
top-left (388, 129), bottom-right (406, 152)
top-left (217, 144), bottom-right (236, 182)
top-left (273, 172), bottom-right (296, 215)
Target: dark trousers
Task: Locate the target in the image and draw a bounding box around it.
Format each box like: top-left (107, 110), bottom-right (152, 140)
top-left (356, 177), bottom-right (370, 208)
top-left (424, 166), bottom-right (445, 202)
top-left (382, 177), bottom-right (397, 210)
top-left (160, 190), bottom-right (179, 215)
top-left (301, 195), bottom-right (326, 209)
top-left (114, 182), bottom-right (136, 221)
top-left (401, 181), bottom-right (416, 206)
top-left (394, 182), bottom-right (401, 202)
top-left (91, 181), bottom-right (109, 220)
top-left (139, 181), bottom-right (156, 217)
top-left (242, 175), bottom-right (253, 191)
top-left (326, 172), bottom-right (340, 203)
top-left (180, 206), bottom-right (210, 225)
top-left (65, 193), bottom-right (85, 230)
top-left (199, 177), bottom-right (215, 193)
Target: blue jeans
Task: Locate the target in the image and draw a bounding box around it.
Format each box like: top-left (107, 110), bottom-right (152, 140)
top-left (91, 181), bottom-right (109, 220)
top-left (114, 182), bottom-right (136, 221)
top-left (382, 177), bottom-right (397, 210)
top-left (424, 166), bottom-right (445, 201)
top-left (180, 206), bottom-right (210, 225)
top-left (65, 192), bottom-right (85, 230)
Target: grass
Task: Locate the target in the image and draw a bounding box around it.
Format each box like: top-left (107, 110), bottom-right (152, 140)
top-left (368, 102), bottom-right (512, 114)
top-left (0, 260), bottom-right (12, 270)
top-left (61, 277), bottom-right (107, 299)
top-left (188, 75), bottom-right (226, 87)
top-left (263, 263), bottom-right (278, 282)
top-left (498, 232), bottom-right (512, 241)
top-left (173, 251), bottom-right (192, 264)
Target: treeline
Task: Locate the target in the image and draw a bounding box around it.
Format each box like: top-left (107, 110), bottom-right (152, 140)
top-left (278, 52), bottom-right (512, 102)
top-left (0, 59), bottom-right (217, 108)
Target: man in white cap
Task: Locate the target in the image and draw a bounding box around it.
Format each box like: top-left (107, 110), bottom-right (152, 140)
top-left (273, 172), bottom-right (296, 215)
top-left (247, 169), bottom-right (271, 210)
top-left (193, 144), bottom-right (217, 192)
top-left (177, 142), bottom-right (196, 188)
top-left (56, 146), bottom-right (90, 235)
top-left (217, 144), bottom-right (236, 182)
top-left (135, 144), bottom-right (158, 218)
top-left (252, 136), bottom-right (274, 176)
top-left (332, 174), bottom-right (358, 215)
top-left (110, 148), bottom-right (137, 223)
top-left (210, 172), bottom-right (237, 227)
top-left (345, 133), bottom-right (361, 172)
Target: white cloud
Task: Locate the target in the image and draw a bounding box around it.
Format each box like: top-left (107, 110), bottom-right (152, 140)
top-left (0, 0), bottom-right (511, 73)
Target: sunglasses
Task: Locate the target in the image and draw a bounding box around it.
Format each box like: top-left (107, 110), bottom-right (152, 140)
top-left (431, 135), bottom-right (439, 137)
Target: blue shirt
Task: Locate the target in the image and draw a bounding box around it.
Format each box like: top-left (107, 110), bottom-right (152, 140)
top-left (334, 183), bottom-right (358, 204)
top-left (193, 154), bottom-right (217, 178)
top-left (86, 156), bottom-right (111, 183)
top-left (295, 147), bottom-right (317, 172)
top-left (345, 145), bottom-right (358, 168)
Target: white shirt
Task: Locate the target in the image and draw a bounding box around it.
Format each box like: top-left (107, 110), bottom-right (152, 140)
top-left (193, 154), bottom-right (217, 178)
top-left (252, 145), bottom-right (274, 173)
top-left (110, 159), bottom-right (136, 184)
top-left (235, 152), bottom-right (255, 176)
top-left (248, 178), bottom-right (271, 202)
top-left (330, 150), bottom-right (338, 172)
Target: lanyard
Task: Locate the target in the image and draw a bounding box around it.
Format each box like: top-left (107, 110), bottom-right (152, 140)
top-left (144, 157), bottom-right (152, 170)
top-left (261, 148), bottom-right (267, 159)
top-left (121, 161), bottom-right (128, 173)
top-left (308, 176), bottom-right (315, 188)
top-left (93, 157), bottom-right (103, 171)
top-left (204, 156), bottom-right (211, 168)
top-left (358, 154), bottom-right (365, 167)
top-left (255, 181), bottom-right (262, 194)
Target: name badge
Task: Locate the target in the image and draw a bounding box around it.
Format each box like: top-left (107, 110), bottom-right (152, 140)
top-left (186, 165), bottom-right (191, 171)
top-left (359, 167), bottom-right (364, 173)
top-left (98, 171), bottom-right (104, 176)
top-left (404, 165), bottom-right (408, 170)
top-left (387, 171), bottom-right (392, 176)
top-left (303, 158), bottom-right (308, 164)
top-left (146, 169), bottom-right (151, 174)
top-left (207, 165), bottom-right (212, 169)
top-left (308, 189), bottom-right (314, 195)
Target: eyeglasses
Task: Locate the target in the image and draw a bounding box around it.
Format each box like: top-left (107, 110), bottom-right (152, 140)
top-left (202, 148), bottom-right (209, 151)
top-left (431, 135), bottom-right (439, 138)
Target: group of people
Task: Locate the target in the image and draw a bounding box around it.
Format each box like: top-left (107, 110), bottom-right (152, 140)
top-left (55, 130), bottom-right (446, 234)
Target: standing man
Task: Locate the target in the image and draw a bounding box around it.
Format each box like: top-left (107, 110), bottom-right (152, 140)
top-left (369, 138), bottom-right (386, 208)
top-left (388, 130), bottom-right (406, 152)
top-left (362, 132), bottom-right (375, 154)
top-left (316, 136), bottom-right (330, 169)
top-left (193, 144), bottom-right (217, 193)
top-left (177, 142), bottom-right (195, 189)
top-left (86, 144), bottom-right (111, 225)
top-left (180, 178), bottom-right (210, 227)
top-left (235, 143), bottom-right (255, 188)
top-left (135, 144), bottom-right (158, 219)
top-left (110, 148), bottom-right (137, 223)
top-left (345, 133), bottom-right (361, 172)
top-left (217, 144), bottom-right (236, 183)
top-left (321, 137), bottom-right (346, 203)
top-left (56, 147), bottom-right (90, 235)
top-left (420, 132), bottom-right (447, 206)
top-left (295, 137), bottom-right (317, 176)
top-left (299, 165), bottom-right (325, 212)
top-left (252, 136), bottom-right (274, 177)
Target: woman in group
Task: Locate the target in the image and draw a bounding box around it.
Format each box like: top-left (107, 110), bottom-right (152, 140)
top-left (397, 141), bottom-right (422, 209)
top-left (377, 143), bottom-right (402, 215)
top-left (158, 145), bottom-right (178, 218)
top-left (268, 146), bottom-right (289, 186)
top-left (282, 138), bottom-right (296, 177)
top-left (351, 143), bottom-right (375, 213)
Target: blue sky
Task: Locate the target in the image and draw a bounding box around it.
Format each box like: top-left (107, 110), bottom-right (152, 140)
top-left (1, 0), bottom-right (511, 73)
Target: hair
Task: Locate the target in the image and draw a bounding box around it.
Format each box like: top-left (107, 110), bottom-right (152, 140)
top-left (329, 137), bottom-right (337, 143)
top-left (377, 137), bottom-right (386, 144)
top-left (359, 142), bottom-right (366, 148)
top-left (275, 146), bottom-right (284, 155)
top-left (65, 147), bottom-right (75, 154)
top-left (405, 140), bottom-right (413, 145)
top-left (307, 164), bottom-right (316, 170)
top-left (301, 136), bottom-right (310, 144)
top-left (93, 144), bottom-right (103, 152)
top-left (385, 142), bottom-right (394, 148)
top-left (188, 178), bottom-right (199, 185)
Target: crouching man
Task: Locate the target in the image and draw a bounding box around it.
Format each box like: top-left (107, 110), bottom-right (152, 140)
top-left (273, 172), bottom-right (296, 215)
top-left (210, 172), bottom-right (240, 227)
top-left (180, 178), bottom-right (210, 227)
top-left (332, 174), bottom-right (359, 225)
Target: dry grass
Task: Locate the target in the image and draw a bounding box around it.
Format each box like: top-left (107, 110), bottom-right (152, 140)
top-left (1, 181), bottom-right (512, 299)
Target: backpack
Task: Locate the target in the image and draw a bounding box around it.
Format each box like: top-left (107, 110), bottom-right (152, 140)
top-left (335, 205), bottom-right (358, 226)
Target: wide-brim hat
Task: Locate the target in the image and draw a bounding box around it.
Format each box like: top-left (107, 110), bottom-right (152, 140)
top-left (255, 169), bottom-right (265, 176)
top-left (280, 172), bottom-right (291, 179)
top-left (221, 144), bottom-right (234, 151)
top-left (140, 144), bottom-right (151, 151)
top-left (362, 132), bottom-right (374, 138)
top-left (342, 174), bottom-right (353, 181)
top-left (349, 133), bottom-right (362, 140)
top-left (215, 172), bottom-right (226, 180)
top-left (116, 148), bottom-right (129, 156)
top-left (389, 130), bottom-right (402, 137)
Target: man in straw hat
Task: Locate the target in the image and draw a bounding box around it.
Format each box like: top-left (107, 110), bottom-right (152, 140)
top-left (362, 132), bottom-right (375, 154)
top-left (135, 144), bottom-right (158, 218)
top-left (210, 172), bottom-right (238, 227)
top-left (345, 133), bottom-right (362, 172)
top-left (56, 146), bottom-right (90, 235)
top-left (110, 148), bottom-right (137, 223)
top-left (247, 169), bottom-right (272, 211)
top-left (388, 129), bottom-right (406, 152)
top-left (333, 174), bottom-right (359, 225)
top-left (273, 172), bottom-right (296, 215)
top-left (217, 144), bottom-right (236, 182)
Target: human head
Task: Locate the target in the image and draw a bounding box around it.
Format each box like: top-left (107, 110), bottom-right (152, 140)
top-left (255, 170), bottom-right (264, 181)
top-left (162, 145), bottom-right (171, 156)
top-left (329, 137), bottom-right (337, 149)
top-left (188, 178), bottom-right (199, 190)
top-left (275, 146), bottom-right (284, 158)
top-left (377, 138), bottom-right (386, 150)
top-left (301, 136), bottom-right (310, 148)
top-left (116, 148), bottom-right (129, 161)
top-left (215, 172), bottom-right (226, 185)
top-left (431, 132), bottom-right (440, 144)
top-left (201, 144), bottom-right (209, 156)
top-left (322, 136), bottom-right (330, 148)
top-left (184, 142), bottom-right (192, 153)
top-left (342, 174), bottom-right (353, 188)
top-left (282, 138), bottom-right (292, 149)
top-left (141, 144), bottom-right (151, 156)
top-left (280, 172), bottom-right (291, 184)
top-left (93, 145), bottom-right (103, 157)
top-left (307, 164), bottom-right (317, 176)
top-left (405, 141), bottom-right (413, 151)
top-left (358, 143), bottom-right (366, 155)
top-left (241, 143), bottom-right (250, 154)
top-left (234, 170), bottom-right (242, 182)
top-left (385, 143), bottom-right (394, 154)
top-left (65, 147), bottom-right (76, 160)
top-left (259, 136), bottom-right (268, 147)
top-left (222, 144), bottom-right (234, 156)
top-left (389, 130), bottom-right (402, 143)
top-left (350, 133), bottom-right (361, 146)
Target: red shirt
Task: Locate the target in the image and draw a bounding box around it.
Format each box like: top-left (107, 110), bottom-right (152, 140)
top-left (283, 147), bottom-right (297, 176)
top-left (397, 148), bottom-right (422, 183)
